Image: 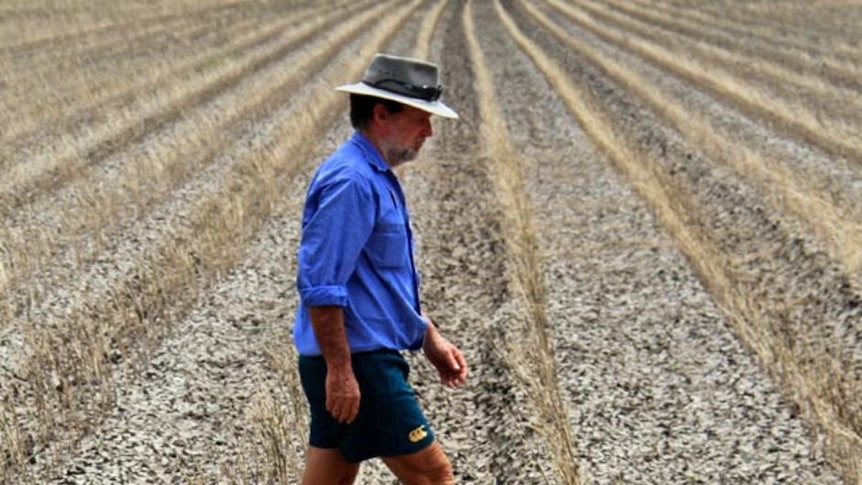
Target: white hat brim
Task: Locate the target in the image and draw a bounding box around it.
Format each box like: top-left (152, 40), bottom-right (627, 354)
top-left (336, 82), bottom-right (459, 119)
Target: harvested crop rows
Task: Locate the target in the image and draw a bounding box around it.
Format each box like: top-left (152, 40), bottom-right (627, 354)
top-left (1, 1), bottom-right (859, 483)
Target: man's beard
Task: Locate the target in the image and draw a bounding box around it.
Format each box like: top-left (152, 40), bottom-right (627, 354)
top-left (382, 144), bottom-right (418, 168)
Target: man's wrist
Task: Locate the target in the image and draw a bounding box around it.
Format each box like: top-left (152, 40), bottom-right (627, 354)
top-left (327, 360), bottom-right (354, 375)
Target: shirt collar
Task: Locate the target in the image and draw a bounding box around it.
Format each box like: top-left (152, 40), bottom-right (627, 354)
top-left (350, 131), bottom-right (391, 173)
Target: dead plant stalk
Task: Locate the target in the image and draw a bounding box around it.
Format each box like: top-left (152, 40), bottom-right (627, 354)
top-left (501, 1), bottom-right (862, 482)
top-left (467, 3), bottom-right (582, 484)
top-left (0, 1), bottom-right (414, 479)
top-left (532, 0), bottom-right (862, 286)
top-left (0, 2), bottom-right (378, 309)
top-left (559, 0), bottom-right (862, 163)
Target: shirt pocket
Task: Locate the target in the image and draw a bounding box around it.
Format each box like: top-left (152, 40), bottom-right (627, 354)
top-left (367, 222), bottom-right (407, 269)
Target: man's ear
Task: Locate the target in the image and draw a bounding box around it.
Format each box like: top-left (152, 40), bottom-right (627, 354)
top-left (372, 103), bottom-right (389, 124)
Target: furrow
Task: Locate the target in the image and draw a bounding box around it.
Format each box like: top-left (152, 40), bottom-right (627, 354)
top-left (0, 5), bottom-right (349, 216)
top-left (645, 0), bottom-right (862, 58)
top-left (413, 0), bottom-right (448, 61)
top-left (560, 0), bottom-right (862, 164)
top-left (629, 0), bottom-right (862, 66)
top-left (463, 2), bottom-right (581, 484)
top-left (0, 0), bottom-right (253, 58)
top-left (526, 0), bottom-right (862, 300)
top-left (1, 6), bottom-right (267, 115)
top-left (0, 1), bottom-right (395, 365)
top-left (598, 0), bottom-right (862, 94)
top-left (501, 0), bottom-right (861, 481)
top-left (490, 2), bottom-right (837, 482)
top-left (11, 3), bottom-right (424, 481)
top-left (571, 0), bottom-right (862, 119)
top-left (0, 2), bottom-right (335, 147)
top-left (0, 2), bottom-right (372, 304)
top-left (0, 1), bottom-right (418, 480)
top-left (397, 2), bottom-right (557, 481)
top-left (1, 1), bottom-right (251, 72)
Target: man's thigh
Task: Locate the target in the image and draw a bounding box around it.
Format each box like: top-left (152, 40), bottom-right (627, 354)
top-left (301, 446), bottom-right (360, 485)
top-left (300, 350), bottom-right (436, 461)
top-left (381, 441), bottom-right (455, 485)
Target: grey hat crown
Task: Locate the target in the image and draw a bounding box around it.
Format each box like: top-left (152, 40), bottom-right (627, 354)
top-left (336, 53), bottom-right (458, 118)
top-left (360, 54), bottom-right (442, 102)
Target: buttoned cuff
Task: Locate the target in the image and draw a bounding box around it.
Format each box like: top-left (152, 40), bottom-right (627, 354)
top-left (299, 285), bottom-right (348, 307)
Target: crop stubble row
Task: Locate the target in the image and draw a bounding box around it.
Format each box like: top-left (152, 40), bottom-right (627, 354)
top-left (558, 0), bottom-right (862, 166)
top-left (3, 0), bottom-right (860, 478)
top-left (0, 1), bottom-right (345, 157)
top-left (0, 0), bottom-right (264, 54)
top-left (642, 0), bottom-right (862, 52)
top-left (0, 0), bottom-right (377, 322)
top-left (501, 0), bottom-right (861, 481)
top-left (0, 1), bottom-right (419, 479)
top-left (523, 0), bottom-right (862, 304)
top-left (604, 0), bottom-right (862, 93)
top-left (578, 0), bottom-right (862, 127)
top-left (12, 2), bottom-right (437, 481)
top-left (0, 2), bottom-right (348, 187)
top-left (1, 9), bottom-right (268, 125)
top-left (461, 2), bottom-right (582, 482)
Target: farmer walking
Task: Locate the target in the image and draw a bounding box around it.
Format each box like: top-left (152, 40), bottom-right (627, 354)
top-left (293, 53), bottom-right (468, 484)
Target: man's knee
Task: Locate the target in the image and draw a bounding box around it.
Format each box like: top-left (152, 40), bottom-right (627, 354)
top-left (427, 460), bottom-right (455, 484)
top-left (383, 441), bottom-right (454, 484)
top-left (302, 446), bottom-right (360, 485)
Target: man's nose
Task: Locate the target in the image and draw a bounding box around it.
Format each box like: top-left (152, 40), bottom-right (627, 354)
top-left (423, 119), bottom-right (433, 137)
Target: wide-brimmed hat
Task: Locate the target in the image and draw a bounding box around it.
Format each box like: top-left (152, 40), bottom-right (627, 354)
top-left (336, 53), bottom-right (458, 119)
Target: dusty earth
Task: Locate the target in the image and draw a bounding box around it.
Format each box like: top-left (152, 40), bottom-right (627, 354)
top-left (3, 0), bottom-right (858, 484)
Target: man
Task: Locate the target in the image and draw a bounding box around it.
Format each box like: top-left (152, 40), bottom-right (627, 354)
top-left (293, 53), bottom-right (468, 484)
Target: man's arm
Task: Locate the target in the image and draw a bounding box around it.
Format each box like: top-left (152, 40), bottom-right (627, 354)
top-left (422, 319), bottom-right (468, 388)
top-left (309, 306), bottom-right (360, 424)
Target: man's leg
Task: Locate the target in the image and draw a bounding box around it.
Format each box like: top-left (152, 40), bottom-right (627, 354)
top-left (381, 441), bottom-right (455, 485)
top-left (301, 446), bottom-right (360, 485)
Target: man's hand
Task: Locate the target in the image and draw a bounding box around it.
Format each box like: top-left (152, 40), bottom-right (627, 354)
top-left (325, 366), bottom-right (361, 424)
top-left (423, 323), bottom-right (468, 388)
top-left (309, 306), bottom-right (360, 424)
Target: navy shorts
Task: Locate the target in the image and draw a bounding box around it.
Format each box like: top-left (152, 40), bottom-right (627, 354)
top-left (298, 349), bottom-right (435, 463)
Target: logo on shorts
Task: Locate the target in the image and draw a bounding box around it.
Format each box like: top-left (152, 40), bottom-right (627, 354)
top-left (408, 425), bottom-right (428, 443)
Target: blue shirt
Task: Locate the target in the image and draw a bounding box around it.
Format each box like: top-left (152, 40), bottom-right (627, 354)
top-left (293, 131), bottom-right (428, 356)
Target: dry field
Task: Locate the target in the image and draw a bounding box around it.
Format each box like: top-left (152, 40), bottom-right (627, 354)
top-left (1, 0), bottom-right (860, 483)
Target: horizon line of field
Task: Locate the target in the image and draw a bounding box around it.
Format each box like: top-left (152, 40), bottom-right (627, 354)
top-left (0, 0), bottom-right (360, 166)
top-left (526, 1), bottom-right (862, 288)
top-left (0, 0), bottom-right (379, 307)
top-left (0, 1), bottom-right (422, 480)
top-left (496, 0), bottom-right (860, 482)
top-left (559, 0), bottom-right (862, 167)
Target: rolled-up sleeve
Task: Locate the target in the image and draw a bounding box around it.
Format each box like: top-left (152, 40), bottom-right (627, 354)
top-left (297, 174), bottom-right (375, 307)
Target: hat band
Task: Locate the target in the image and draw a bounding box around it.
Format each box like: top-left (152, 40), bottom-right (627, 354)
top-left (364, 78), bottom-right (443, 102)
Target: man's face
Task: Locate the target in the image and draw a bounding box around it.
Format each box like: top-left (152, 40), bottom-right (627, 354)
top-left (377, 105), bottom-right (433, 167)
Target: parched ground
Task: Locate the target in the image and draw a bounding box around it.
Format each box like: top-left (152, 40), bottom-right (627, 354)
top-left (1, 0), bottom-right (860, 484)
